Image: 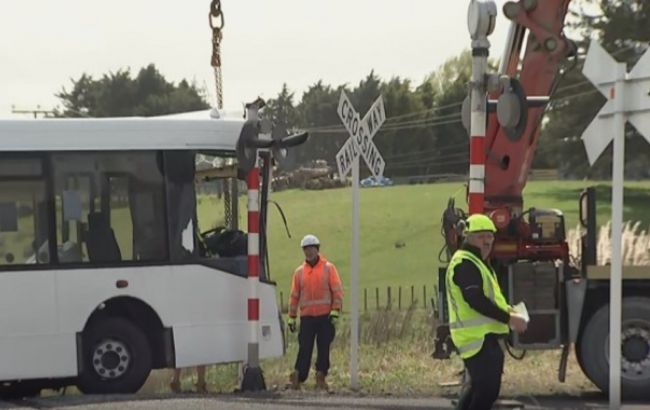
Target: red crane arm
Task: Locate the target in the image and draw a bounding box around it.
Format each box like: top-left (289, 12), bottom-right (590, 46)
top-left (483, 0), bottom-right (575, 215)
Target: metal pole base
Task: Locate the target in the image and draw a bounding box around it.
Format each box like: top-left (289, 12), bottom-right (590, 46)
top-left (240, 366), bottom-right (266, 392)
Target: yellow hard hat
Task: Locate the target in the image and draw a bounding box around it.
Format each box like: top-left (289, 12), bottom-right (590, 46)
top-left (465, 214), bottom-right (497, 233)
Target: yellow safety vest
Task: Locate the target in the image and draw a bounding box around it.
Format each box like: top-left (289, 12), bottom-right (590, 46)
top-left (446, 249), bottom-right (510, 359)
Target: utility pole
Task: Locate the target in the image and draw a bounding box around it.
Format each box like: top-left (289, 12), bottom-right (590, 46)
top-left (11, 105), bottom-right (54, 118)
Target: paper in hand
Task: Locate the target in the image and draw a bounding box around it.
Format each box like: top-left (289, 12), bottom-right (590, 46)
top-left (513, 301), bottom-right (530, 323)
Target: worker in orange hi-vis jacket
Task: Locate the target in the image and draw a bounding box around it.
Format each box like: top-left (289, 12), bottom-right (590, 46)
top-left (287, 234), bottom-right (343, 391)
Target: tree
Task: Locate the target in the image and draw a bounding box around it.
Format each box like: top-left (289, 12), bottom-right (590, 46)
top-left (539, 0), bottom-right (650, 179)
top-left (264, 83), bottom-right (299, 131)
top-left (412, 49), bottom-right (492, 176)
top-left (293, 80), bottom-right (346, 168)
top-left (54, 64), bottom-right (209, 117)
top-left (264, 83), bottom-right (300, 169)
top-left (380, 76), bottom-right (434, 177)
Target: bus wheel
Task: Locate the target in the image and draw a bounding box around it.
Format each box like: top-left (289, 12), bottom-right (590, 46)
top-left (77, 317), bottom-right (152, 395)
top-left (578, 297), bottom-right (650, 400)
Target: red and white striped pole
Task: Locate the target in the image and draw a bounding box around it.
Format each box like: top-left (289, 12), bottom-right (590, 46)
top-left (468, 62), bottom-right (486, 216)
top-left (468, 47), bottom-right (488, 215)
top-left (246, 167), bottom-right (261, 365)
top-left (467, 0), bottom-right (497, 215)
top-left (241, 106), bottom-right (265, 391)
top-left (467, 1), bottom-right (495, 215)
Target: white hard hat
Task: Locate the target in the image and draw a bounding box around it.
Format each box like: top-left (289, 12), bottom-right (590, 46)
top-left (300, 234), bottom-right (320, 248)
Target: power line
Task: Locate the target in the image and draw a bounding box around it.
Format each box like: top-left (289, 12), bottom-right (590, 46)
top-left (304, 77), bottom-right (602, 136)
top-left (308, 116), bottom-right (462, 134)
top-left (309, 111), bottom-right (462, 132)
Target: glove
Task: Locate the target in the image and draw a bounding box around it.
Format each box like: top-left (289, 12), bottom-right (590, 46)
top-left (287, 317), bottom-right (297, 333)
top-left (329, 311), bottom-right (339, 329)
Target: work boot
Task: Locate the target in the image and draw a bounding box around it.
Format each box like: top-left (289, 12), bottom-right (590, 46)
top-left (288, 370), bottom-right (300, 390)
top-left (195, 381), bottom-right (208, 394)
top-left (315, 371), bottom-right (328, 390)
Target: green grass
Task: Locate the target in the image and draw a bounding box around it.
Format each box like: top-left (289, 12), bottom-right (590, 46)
top-left (139, 308), bottom-right (595, 397)
top-left (196, 180), bottom-right (650, 304)
top-left (134, 179), bottom-right (650, 397)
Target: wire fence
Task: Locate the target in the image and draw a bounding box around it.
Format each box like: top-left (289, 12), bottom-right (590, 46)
top-left (278, 284), bottom-right (438, 314)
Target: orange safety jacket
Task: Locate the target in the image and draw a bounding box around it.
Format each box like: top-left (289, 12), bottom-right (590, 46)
top-left (288, 256), bottom-right (343, 319)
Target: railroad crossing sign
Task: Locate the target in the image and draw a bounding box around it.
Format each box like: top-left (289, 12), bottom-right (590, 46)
top-left (334, 91), bottom-right (386, 391)
top-left (335, 91), bottom-right (386, 180)
top-left (580, 40), bottom-right (650, 409)
top-left (581, 41), bottom-right (650, 164)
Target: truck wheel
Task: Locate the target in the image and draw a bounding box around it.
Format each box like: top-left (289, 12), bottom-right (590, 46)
top-left (77, 317), bottom-right (152, 394)
top-left (579, 297), bottom-right (650, 400)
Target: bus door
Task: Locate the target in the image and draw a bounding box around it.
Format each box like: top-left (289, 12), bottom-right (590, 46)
top-left (0, 155), bottom-right (69, 379)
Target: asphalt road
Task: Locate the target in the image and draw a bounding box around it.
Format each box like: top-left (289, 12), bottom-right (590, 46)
top-left (1, 391), bottom-right (649, 410)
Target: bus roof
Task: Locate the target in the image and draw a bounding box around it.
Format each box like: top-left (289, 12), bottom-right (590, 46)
top-left (0, 116), bottom-right (245, 152)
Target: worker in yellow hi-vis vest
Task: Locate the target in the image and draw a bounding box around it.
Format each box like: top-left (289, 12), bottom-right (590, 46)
top-left (446, 214), bottom-right (528, 410)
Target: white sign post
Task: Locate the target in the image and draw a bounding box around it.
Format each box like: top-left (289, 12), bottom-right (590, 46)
top-left (335, 91), bottom-right (386, 390)
top-left (581, 40), bottom-right (650, 409)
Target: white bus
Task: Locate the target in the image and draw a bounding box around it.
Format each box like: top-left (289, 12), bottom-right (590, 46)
top-left (0, 113), bottom-right (286, 397)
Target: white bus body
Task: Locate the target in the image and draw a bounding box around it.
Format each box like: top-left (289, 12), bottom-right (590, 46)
top-left (0, 115), bottom-right (285, 396)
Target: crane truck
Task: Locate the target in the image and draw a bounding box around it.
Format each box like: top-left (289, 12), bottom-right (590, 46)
top-left (432, 0), bottom-right (650, 401)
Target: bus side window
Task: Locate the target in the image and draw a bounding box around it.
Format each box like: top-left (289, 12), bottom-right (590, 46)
top-left (52, 152), bottom-right (168, 265)
top-left (0, 181), bottom-right (49, 266)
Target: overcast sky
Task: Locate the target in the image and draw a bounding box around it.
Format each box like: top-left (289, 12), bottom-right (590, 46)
top-left (1, 1), bottom-right (522, 118)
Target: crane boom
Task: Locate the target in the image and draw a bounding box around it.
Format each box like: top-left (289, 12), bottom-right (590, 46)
top-left (484, 0), bottom-right (574, 214)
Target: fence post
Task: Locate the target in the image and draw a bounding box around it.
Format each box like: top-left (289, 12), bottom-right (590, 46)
top-left (364, 288), bottom-right (368, 312)
top-left (375, 287), bottom-right (379, 310)
top-left (398, 286), bottom-right (402, 310)
top-left (423, 285), bottom-right (427, 309)
top-left (387, 286), bottom-right (392, 310)
top-left (411, 285), bottom-right (414, 306)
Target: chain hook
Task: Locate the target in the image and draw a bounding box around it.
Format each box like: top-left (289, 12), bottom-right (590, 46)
top-left (209, 0), bottom-right (224, 30)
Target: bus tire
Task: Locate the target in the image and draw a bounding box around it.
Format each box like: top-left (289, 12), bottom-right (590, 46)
top-left (578, 297), bottom-right (650, 400)
top-left (77, 317), bottom-right (152, 395)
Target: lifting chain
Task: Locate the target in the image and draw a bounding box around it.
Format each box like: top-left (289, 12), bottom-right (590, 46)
top-left (209, 0), bottom-right (236, 229)
top-left (209, 0), bottom-right (224, 110)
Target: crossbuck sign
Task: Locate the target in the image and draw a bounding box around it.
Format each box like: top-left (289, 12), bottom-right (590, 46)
top-left (335, 91), bottom-right (386, 180)
top-left (581, 40), bottom-right (650, 409)
top-left (334, 91), bottom-right (386, 391)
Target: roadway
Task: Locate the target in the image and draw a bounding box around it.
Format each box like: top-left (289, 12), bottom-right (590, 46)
top-left (1, 391), bottom-right (649, 410)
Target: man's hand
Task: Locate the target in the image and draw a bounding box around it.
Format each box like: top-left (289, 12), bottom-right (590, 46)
top-left (329, 311), bottom-right (339, 329)
top-left (509, 313), bottom-right (528, 334)
top-left (287, 317), bottom-right (297, 333)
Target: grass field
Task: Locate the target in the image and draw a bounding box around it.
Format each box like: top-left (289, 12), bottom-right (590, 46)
top-left (152, 179), bottom-right (650, 396)
top-left (142, 308), bottom-right (595, 397)
top-left (198, 180), bottom-right (650, 299)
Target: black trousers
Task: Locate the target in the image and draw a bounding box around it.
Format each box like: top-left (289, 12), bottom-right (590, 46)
top-left (294, 314), bottom-right (335, 382)
top-left (456, 334), bottom-right (505, 410)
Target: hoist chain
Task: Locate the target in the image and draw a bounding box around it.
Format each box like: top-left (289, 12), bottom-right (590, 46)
top-left (209, 0), bottom-right (224, 30)
top-left (209, 0), bottom-right (224, 110)
top-left (209, 0), bottom-right (234, 229)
